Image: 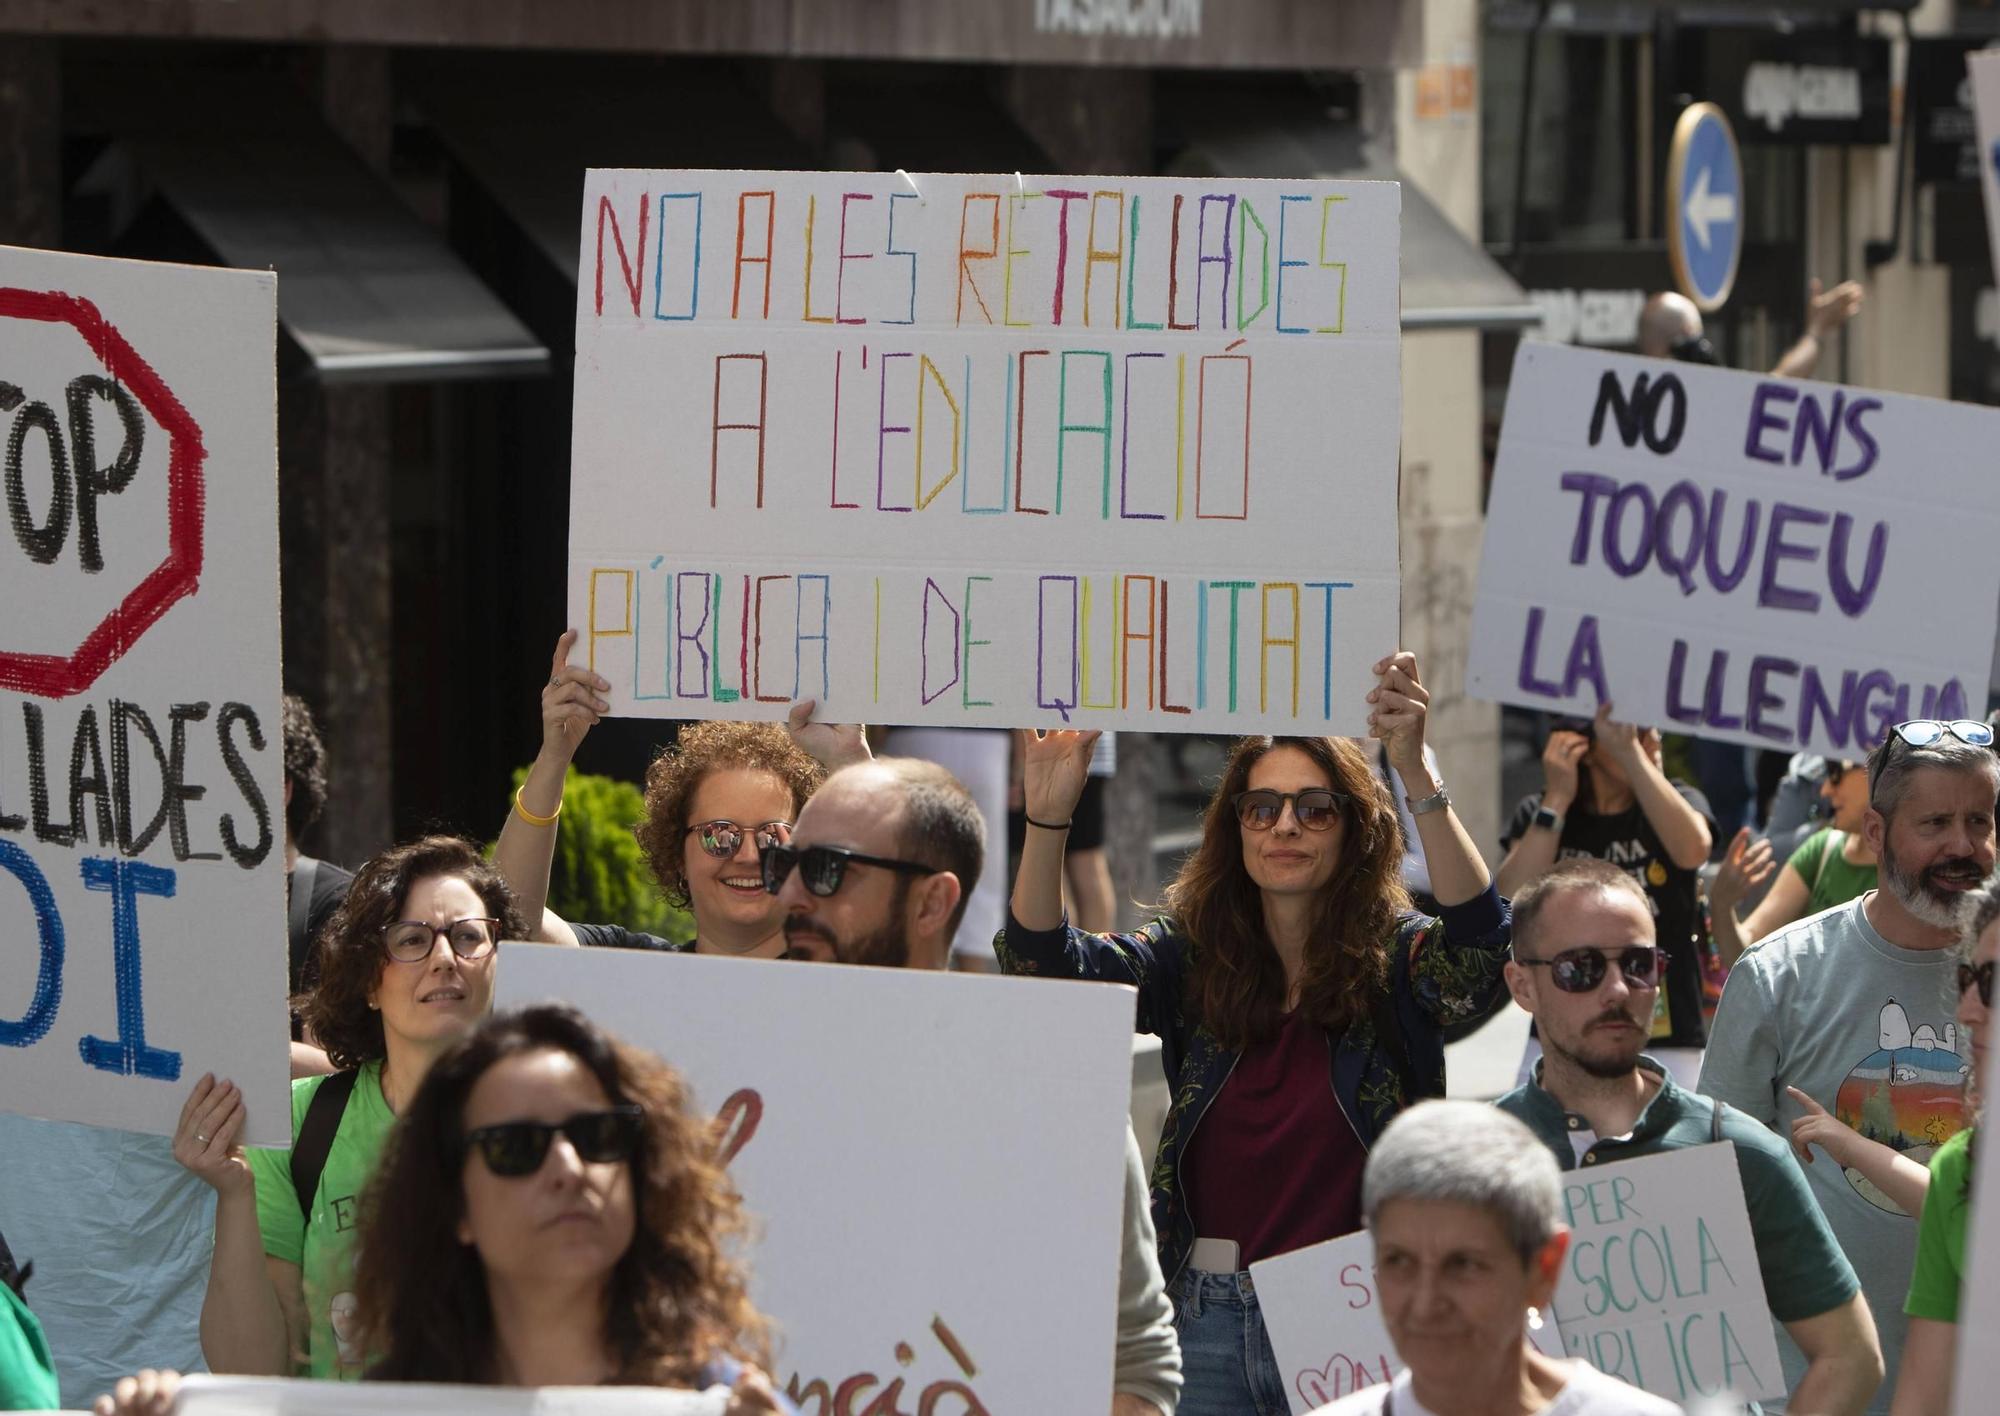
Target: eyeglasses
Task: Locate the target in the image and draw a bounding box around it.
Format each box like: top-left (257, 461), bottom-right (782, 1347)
top-left (1823, 762), bottom-right (1850, 786)
top-left (462, 1106), bottom-right (645, 1178)
top-left (1515, 946), bottom-right (1666, 993)
top-left (760, 842), bottom-right (934, 898)
top-left (1233, 788), bottom-right (1350, 832)
top-left (1870, 720), bottom-right (1997, 794)
top-left (686, 819), bottom-right (793, 859)
top-left (1959, 960), bottom-right (1995, 1008)
top-left (383, 917), bottom-right (500, 964)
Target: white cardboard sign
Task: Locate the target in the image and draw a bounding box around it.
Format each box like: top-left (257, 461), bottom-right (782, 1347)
top-left (1468, 342), bottom-right (2000, 756)
top-left (173, 1374), bottom-right (728, 1415)
top-left (496, 943), bottom-right (1137, 1411)
top-left (567, 169), bottom-right (1402, 736)
top-left (1951, 1018), bottom-right (2000, 1415)
top-left (1973, 52), bottom-right (2000, 295)
top-left (1252, 1230), bottom-right (1566, 1415)
top-left (0, 246), bottom-right (288, 1144)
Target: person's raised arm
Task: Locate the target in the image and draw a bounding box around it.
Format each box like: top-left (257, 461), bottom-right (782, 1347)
top-left (1786, 1086), bottom-right (1933, 1216)
top-left (1368, 652), bottom-right (1487, 907)
top-left (174, 1077), bottom-right (292, 1375)
top-left (785, 699), bottom-right (872, 772)
top-left (1771, 278), bottom-right (1864, 380)
top-left (492, 630), bottom-right (608, 944)
top-left (1708, 827), bottom-right (1779, 970)
top-left (1784, 1292), bottom-right (1884, 1416)
top-left (1596, 704), bottom-right (1711, 868)
top-left (1010, 728), bottom-right (1099, 931)
top-left (1494, 730), bottom-right (1587, 898)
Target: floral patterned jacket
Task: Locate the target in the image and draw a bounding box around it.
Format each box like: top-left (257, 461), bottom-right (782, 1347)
top-left (994, 886), bottom-right (1512, 1286)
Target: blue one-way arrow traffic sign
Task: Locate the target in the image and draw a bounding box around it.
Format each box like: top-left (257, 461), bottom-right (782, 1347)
top-left (1668, 102), bottom-right (1743, 312)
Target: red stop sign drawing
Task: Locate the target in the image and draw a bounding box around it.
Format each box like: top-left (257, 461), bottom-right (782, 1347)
top-left (0, 287), bottom-right (205, 699)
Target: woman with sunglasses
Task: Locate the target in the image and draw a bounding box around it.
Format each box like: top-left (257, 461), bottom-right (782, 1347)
top-left (96, 1005), bottom-right (791, 1415)
top-left (495, 631), bottom-right (864, 958)
top-left (1710, 755), bottom-right (1876, 970)
top-left (170, 836), bottom-right (524, 1380)
top-left (1885, 885), bottom-right (1994, 1416)
top-left (1000, 652), bottom-right (1511, 1416)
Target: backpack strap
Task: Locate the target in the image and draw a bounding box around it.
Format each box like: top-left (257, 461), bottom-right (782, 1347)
top-left (287, 857), bottom-right (321, 993)
top-left (289, 1067), bottom-right (359, 1220)
top-left (1810, 830), bottom-right (1842, 902)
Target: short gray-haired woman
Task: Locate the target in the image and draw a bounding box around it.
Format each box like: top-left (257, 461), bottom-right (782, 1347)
top-left (1308, 1101), bottom-right (1676, 1416)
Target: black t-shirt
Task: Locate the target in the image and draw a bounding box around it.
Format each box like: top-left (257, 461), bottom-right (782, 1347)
top-left (572, 921), bottom-right (692, 953)
top-left (287, 858), bottom-right (355, 996)
top-left (1503, 783), bottom-right (1716, 1046)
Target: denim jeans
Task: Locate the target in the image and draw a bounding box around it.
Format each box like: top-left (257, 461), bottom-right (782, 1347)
top-left (1171, 1267), bottom-right (1289, 1416)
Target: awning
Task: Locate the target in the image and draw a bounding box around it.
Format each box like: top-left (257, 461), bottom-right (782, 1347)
top-left (1487, 2), bottom-right (1915, 34)
top-left (1166, 95), bottom-right (1540, 334)
top-left (73, 68), bottom-right (548, 384)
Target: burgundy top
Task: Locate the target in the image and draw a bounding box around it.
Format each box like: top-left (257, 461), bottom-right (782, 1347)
top-left (1180, 1010), bottom-right (1368, 1267)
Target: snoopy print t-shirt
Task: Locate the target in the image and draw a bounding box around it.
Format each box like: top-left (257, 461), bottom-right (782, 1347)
top-left (246, 1062), bottom-right (396, 1379)
top-left (1699, 897), bottom-right (1968, 1412)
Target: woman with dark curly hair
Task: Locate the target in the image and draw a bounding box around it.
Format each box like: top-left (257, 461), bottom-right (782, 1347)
top-left (167, 836), bottom-right (525, 1382)
top-left (494, 631), bottom-right (864, 958)
top-left (998, 652), bottom-right (1513, 1416)
top-left (94, 1006), bottom-right (792, 1415)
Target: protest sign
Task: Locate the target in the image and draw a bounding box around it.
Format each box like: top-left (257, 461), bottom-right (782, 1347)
top-left (0, 246), bottom-right (288, 1143)
top-left (567, 169), bottom-right (1401, 736)
top-left (1975, 51), bottom-right (2000, 294)
top-left (496, 943), bottom-right (1138, 1411)
top-left (1252, 1230), bottom-right (1566, 1415)
top-left (1467, 342), bottom-right (2000, 755)
top-left (173, 1374), bottom-right (728, 1414)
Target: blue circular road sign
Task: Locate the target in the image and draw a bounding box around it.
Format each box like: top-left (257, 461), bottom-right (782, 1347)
top-left (1668, 102), bottom-right (1743, 312)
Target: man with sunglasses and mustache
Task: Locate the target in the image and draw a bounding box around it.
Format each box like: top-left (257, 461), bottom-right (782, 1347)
top-left (764, 758), bottom-right (1184, 1416)
top-left (1701, 719), bottom-right (1999, 1413)
top-left (1496, 858), bottom-right (1881, 1415)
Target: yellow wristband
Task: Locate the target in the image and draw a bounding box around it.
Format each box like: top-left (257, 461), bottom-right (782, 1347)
top-left (513, 784), bottom-right (562, 828)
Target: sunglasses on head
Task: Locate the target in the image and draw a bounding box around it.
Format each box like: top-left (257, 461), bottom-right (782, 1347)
top-left (1959, 960), bottom-right (1995, 1008)
top-left (1870, 720), bottom-right (1998, 794)
top-left (462, 1106), bottom-right (645, 1178)
top-left (759, 842), bottom-right (934, 898)
top-left (1233, 788), bottom-right (1350, 832)
top-left (1516, 946), bottom-right (1666, 993)
top-left (686, 819), bottom-right (792, 859)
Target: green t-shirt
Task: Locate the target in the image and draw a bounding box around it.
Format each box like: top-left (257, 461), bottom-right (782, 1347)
top-left (1787, 829), bottom-right (1878, 916)
top-left (245, 1062), bottom-right (395, 1380)
top-left (1906, 1127), bottom-right (1974, 1323)
top-left (0, 1285), bottom-right (58, 1412)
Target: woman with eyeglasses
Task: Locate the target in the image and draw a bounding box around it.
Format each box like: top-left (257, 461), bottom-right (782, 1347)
top-left (1884, 884), bottom-right (1994, 1416)
top-left (999, 652), bottom-right (1511, 1416)
top-left (494, 631), bottom-right (864, 959)
top-left (96, 1005), bottom-right (792, 1415)
top-left (1709, 754), bottom-right (1876, 970)
top-left (170, 836), bottom-right (524, 1380)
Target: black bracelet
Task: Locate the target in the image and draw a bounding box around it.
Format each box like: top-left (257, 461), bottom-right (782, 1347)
top-left (1025, 814), bottom-right (1072, 831)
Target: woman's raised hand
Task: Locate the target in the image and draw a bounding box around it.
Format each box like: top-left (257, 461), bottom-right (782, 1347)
top-left (93, 1369), bottom-right (181, 1416)
top-left (172, 1074), bottom-right (254, 1196)
top-left (723, 1367), bottom-right (786, 1414)
top-left (785, 699), bottom-right (872, 771)
top-left (1366, 651), bottom-right (1430, 775)
top-left (1710, 828), bottom-right (1775, 913)
top-left (1018, 728), bottom-right (1101, 824)
top-left (542, 629), bottom-right (611, 763)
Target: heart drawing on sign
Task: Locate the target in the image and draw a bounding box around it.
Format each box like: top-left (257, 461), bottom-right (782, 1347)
top-left (715, 1088), bottom-right (764, 1166)
top-left (1297, 1352), bottom-right (1390, 1409)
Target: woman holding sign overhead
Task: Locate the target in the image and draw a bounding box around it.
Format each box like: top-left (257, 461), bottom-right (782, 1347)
top-left (170, 837), bottom-right (528, 1381)
top-left (999, 651), bottom-right (1512, 1416)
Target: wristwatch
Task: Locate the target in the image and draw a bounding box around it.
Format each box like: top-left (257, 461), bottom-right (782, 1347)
top-left (1405, 782), bottom-right (1451, 816)
top-left (1532, 805), bottom-right (1564, 833)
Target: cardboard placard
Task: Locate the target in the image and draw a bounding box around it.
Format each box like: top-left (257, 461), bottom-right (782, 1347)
top-left (172, 1374), bottom-right (728, 1414)
top-left (1252, 1230), bottom-right (1566, 1415)
top-left (1950, 1022), bottom-right (2000, 1416)
top-left (1468, 343), bottom-right (2000, 756)
top-left (567, 169), bottom-right (1401, 735)
top-left (495, 944), bottom-right (1137, 1410)
top-left (0, 246), bottom-right (288, 1144)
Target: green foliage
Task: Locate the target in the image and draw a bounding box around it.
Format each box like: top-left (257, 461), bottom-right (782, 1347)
top-left (500, 767), bottom-right (694, 945)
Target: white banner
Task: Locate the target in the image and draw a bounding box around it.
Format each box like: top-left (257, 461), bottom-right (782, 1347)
top-left (0, 246), bottom-right (288, 1144)
top-left (173, 1373), bottom-right (727, 1414)
top-left (1252, 1230), bottom-right (1566, 1415)
top-left (496, 944), bottom-right (1137, 1410)
top-left (1468, 342), bottom-right (2000, 756)
top-left (1974, 52), bottom-right (2000, 295)
top-left (567, 169), bottom-right (1402, 736)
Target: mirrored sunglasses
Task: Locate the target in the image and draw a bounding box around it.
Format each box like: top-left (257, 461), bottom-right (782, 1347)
top-left (1232, 788), bottom-right (1350, 832)
top-left (686, 819), bottom-right (792, 859)
top-left (462, 1106), bottom-right (645, 1178)
top-left (1516, 946), bottom-right (1665, 994)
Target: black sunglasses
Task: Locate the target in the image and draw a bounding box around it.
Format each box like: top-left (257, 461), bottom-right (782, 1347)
top-left (1233, 788), bottom-right (1350, 832)
top-left (760, 842), bottom-right (934, 898)
top-left (462, 1106), bottom-right (644, 1178)
top-left (1516, 946), bottom-right (1666, 994)
top-left (1959, 961), bottom-right (1995, 1008)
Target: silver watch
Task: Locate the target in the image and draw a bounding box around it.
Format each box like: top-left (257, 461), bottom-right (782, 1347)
top-left (1405, 782), bottom-right (1451, 816)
